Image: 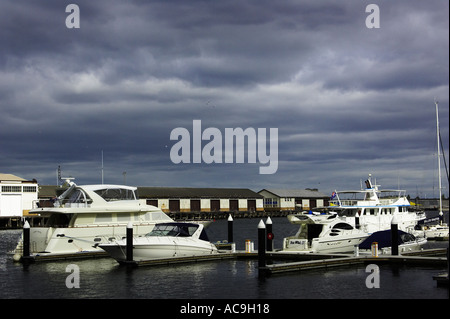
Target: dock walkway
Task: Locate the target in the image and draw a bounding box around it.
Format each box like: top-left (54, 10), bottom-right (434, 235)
top-left (122, 248), bottom-right (448, 272)
top-left (20, 248), bottom-right (448, 282)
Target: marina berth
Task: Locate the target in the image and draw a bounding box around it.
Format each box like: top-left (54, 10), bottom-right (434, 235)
top-left (12, 179), bottom-right (173, 260)
top-left (99, 222), bottom-right (218, 263)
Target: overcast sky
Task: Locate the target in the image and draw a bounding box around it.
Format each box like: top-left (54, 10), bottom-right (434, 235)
top-left (1, 0), bottom-right (448, 197)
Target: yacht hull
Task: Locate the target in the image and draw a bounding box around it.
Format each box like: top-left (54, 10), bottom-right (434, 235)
top-left (14, 224), bottom-right (157, 257)
top-left (100, 237), bottom-right (218, 262)
top-left (283, 234), bottom-right (368, 254)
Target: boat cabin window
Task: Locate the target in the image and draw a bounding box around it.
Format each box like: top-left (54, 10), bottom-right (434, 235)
top-left (141, 211), bottom-right (173, 222)
top-left (332, 223), bottom-right (354, 230)
top-left (57, 188), bottom-right (92, 206)
top-left (67, 189), bottom-right (92, 204)
top-left (94, 188), bottom-right (136, 201)
top-left (46, 213), bottom-right (73, 227)
top-left (146, 223), bottom-right (199, 237)
top-left (95, 213), bottom-right (113, 223)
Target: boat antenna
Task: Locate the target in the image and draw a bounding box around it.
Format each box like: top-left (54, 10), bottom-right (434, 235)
top-left (435, 100), bottom-right (443, 220)
top-left (101, 150), bottom-right (104, 184)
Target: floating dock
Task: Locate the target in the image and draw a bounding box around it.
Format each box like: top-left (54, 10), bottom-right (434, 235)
top-left (114, 248), bottom-right (448, 273)
top-left (262, 253), bottom-right (448, 275)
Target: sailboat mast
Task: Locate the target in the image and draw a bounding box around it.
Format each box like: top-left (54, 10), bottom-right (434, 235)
top-left (435, 101), bottom-right (443, 219)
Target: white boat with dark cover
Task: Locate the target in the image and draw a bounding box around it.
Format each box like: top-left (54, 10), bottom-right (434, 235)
top-left (12, 180), bottom-right (173, 260)
top-left (359, 229), bottom-right (427, 255)
top-left (99, 222), bottom-right (218, 262)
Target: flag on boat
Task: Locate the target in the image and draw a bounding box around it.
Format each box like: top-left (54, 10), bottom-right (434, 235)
top-left (330, 191), bottom-right (337, 200)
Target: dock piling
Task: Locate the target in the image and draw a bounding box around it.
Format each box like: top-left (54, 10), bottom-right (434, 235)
top-left (20, 220), bottom-right (34, 264)
top-left (266, 216), bottom-right (273, 252)
top-left (228, 214), bottom-right (233, 243)
top-left (126, 222), bottom-right (133, 262)
top-left (23, 220), bottom-right (30, 258)
top-left (258, 219), bottom-right (266, 277)
top-left (391, 216), bottom-right (399, 256)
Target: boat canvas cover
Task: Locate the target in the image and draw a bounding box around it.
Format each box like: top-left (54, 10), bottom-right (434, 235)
top-left (358, 229), bottom-right (415, 249)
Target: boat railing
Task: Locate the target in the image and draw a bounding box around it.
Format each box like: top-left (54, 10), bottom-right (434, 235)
top-left (378, 198), bottom-right (398, 205)
top-left (332, 199), bottom-right (379, 207)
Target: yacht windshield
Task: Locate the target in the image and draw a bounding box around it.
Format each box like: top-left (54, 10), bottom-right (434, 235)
top-left (146, 223), bottom-right (199, 237)
top-left (94, 188), bottom-right (136, 201)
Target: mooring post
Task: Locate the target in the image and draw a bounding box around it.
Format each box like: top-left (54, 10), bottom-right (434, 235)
top-left (23, 220), bottom-right (30, 258)
top-left (258, 219), bottom-right (266, 277)
top-left (126, 222), bottom-right (134, 262)
top-left (228, 214), bottom-right (233, 243)
top-left (391, 215), bottom-right (399, 256)
top-left (20, 220), bottom-right (34, 264)
top-left (266, 216), bottom-right (273, 252)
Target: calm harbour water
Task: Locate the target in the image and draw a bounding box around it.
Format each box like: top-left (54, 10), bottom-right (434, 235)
top-left (0, 216), bottom-right (448, 302)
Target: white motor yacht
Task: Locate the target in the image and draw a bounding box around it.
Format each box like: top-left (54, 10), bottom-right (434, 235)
top-left (422, 224), bottom-right (449, 240)
top-left (282, 174), bottom-right (426, 254)
top-left (328, 175), bottom-right (426, 234)
top-left (283, 210), bottom-right (368, 253)
top-left (12, 180), bottom-right (173, 260)
top-left (99, 222), bottom-right (218, 263)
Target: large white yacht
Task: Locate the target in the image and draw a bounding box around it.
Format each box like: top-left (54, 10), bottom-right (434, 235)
top-left (12, 180), bottom-right (173, 260)
top-left (282, 175), bottom-right (426, 253)
top-left (328, 175), bottom-right (426, 233)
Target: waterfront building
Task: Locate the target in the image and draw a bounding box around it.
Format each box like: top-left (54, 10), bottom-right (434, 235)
top-left (138, 187), bottom-right (264, 214)
top-left (258, 188), bottom-right (329, 211)
top-left (0, 174), bottom-right (38, 220)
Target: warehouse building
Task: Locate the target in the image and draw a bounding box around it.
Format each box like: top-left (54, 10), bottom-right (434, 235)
top-left (33, 185), bottom-right (264, 215)
top-left (0, 174), bottom-right (38, 217)
top-left (0, 174), bottom-right (39, 228)
top-left (258, 188), bottom-right (329, 211)
top-left (137, 187), bottom-right (264, 215)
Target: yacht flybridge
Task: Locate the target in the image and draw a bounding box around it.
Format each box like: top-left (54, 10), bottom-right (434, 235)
top-left (282, 175), bottom-right (426, 253)
top-left (12, 179), bottom-right (173, 259)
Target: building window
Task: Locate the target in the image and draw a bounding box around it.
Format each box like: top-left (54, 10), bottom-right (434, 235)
top-left (1, 186), bottom-right (22, 192)
top-left (264, 198), bottom-right (278, 207)
top-left (23, 186), bottom-right (37, 192)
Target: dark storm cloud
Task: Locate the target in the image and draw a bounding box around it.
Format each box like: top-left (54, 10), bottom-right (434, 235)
top-left (0, 0), bottom-right (448, 196)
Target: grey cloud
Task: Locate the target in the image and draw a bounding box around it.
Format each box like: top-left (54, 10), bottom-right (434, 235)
top-left (0, 0), bottom-right (448, 197)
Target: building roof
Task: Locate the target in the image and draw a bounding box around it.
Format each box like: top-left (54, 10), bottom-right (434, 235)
top-left (36, 185), bottom-right (263, 199)
top-left (259, 188), bottom-right (328, 199)
top-left (0, 173), bottom-right (26, 182)
top-left (137, 187), bottom-right (263, 199)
